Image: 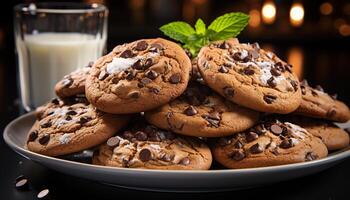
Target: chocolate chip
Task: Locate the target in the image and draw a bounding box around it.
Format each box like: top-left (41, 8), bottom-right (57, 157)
top-left (243, 67), bottom-right (255, 75)
top-left (139, 148), bottom-right (152, 162)
top-left (267, 77), bottom-right (277, 87)
top-left (263, 94), bottom-right (277, 104)
top-left (144, 58), bottom-right (153, 69)
top-left (145, 70), bottom-right (158, 80)
top-left (233, 140), bottom-right (243, 149)
top-left (285, 64), bottom-right (293, 73)
top-left (184, 106), bottom-right (198, 116)
top-left (301, 86), bottom-right (306, 95)
top-left (179, 157), bottom-right (190, 165)
top-left (218, 66), bottom-right (229, 73)
top-left (246, 132), bottom-right (259, 142)
top-left (305, 152), bottom-right (318, 161)
top-left (250, 143), bottom-right (263, 154)
top-left (315, 85), bottom-right (324, 92)
top-left (230, 149), bottom-right (245, 161)
top-left (128, 91), bottom-right (140, 99)
top-left (39, 134), bottom-right (50, 145)
top-left (126, 70), bottom-right (136, 80)
top-left (65, 115), bottom-right (72, 121)
top-left (79, 116), bottom-right (92, 124)
top-left (150, 87), bottom-right (160, 94)
top-left (149, 43), bottom-right (163, 53)
top-left (62, 78), bottom-right (73, 88)
top-left (107, 137), bottom-right (120, 147)
top-left (270, 68), bottom-right (281, 76)
top-left (279, 138), bottom-right (294, 149)
top-left (134, 41), bottom-right (148, 51)
top-left (331, 93), bottom-right (338, 100)
top-left (223, 87), bottom-right (235, 98)
top-left (98, 70), bottom-right (108, 80)
top-left (37, 189), bottom-right (50, 199)
top-left (232, 52), bottom-right (242, 61)
top-left (255, 124), bottom-right (266, 135)
top-left (132, 60), bottom-right (143, 70)
top-left (28, 131), bottom-right (38, 142)
top-left (66, 110), bottom-right (77, 115)
top-left (169, 74), bottom-right (181, 84)
top-left (120, 49), bottom-right (134, 58)
top-left (51, 98), bottom-right (59, 105)
top-left (135, 131), bottom-right (148, 141)
top-left (40, 121), bottom-right (52, 128)
top-left (161, 153), bottom-right (174, 162)
top-left (15, 178), bottom-right (29, 190)
top-left (122, 131), bottom-right (134, 140)
top-left (270, 124), bottom-right (283, 135)
top-left (184, 49), bottom-right (192, 58)
top-left (202, 114), bottom-right (220, 128)
top-left (290, 80), bottom-right (299, 91)
top-left (274, 62), bottom-right (285, 72)
top-left (218, 41), bottom-right (229, 49)
top-left (326, 108), bottom-right (337, 117)
top-left (218, 138), bottom-right (230, 146)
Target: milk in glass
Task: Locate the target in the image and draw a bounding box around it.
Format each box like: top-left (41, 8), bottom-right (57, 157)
top-left (16, 33), bottom-right (105, 110)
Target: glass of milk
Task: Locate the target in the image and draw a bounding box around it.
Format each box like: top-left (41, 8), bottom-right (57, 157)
top-left (14, 2), bottom-right (108, 111)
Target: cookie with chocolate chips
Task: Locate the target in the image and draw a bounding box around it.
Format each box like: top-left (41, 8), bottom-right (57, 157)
top-left (197, 38), bottom-right (301, 114)
top-left (85, 38), bottom-right (191, 114)
top-left (92, 121), bottom-right (212, 170)
top-left (293, 80), bottom-right (350, 122)
top-left (27, 99), bottom-right (130, 156)
top-left (145, 83), bottom-right (259, 137)
top-left (212, 120), bottom-right (328, 169)
top-left (283, 116), bottom-right (349, 151)
top-left (55, 62), bottom-right (92, 98)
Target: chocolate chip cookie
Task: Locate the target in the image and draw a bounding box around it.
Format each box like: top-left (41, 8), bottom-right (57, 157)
top-left (86, 38), bottom-right (191, 114)
top-left (212, 120), bottom-right (328, 169)
top-left (145, 83), bottom-right (259, 137)
top-left (27, 99), bottom-right (130, 156)
top-left (294, 80), bottom-right (350, 122)
top-left (93, 121), bottom-right (212, 170)
top-left (197, 39), bottom-right (301, 114)
top-left (283, 116), bottom-right (349, 151)
top-left (55, 62), bottom-right (92, 98)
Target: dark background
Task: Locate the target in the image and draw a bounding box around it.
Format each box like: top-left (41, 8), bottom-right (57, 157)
top-left (1, 0), bottom-right (350, 199)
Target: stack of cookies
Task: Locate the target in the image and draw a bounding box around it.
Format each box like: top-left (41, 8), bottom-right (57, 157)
top-left (26, 37), bottom-right (350, 170)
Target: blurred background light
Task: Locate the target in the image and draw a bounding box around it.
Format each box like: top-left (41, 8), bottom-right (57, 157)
top-left (320, 2), bottom-right (333, 15)
top-left (290, 3), bottom-right (304, 27)
top-left (287, 47), bottom-right (304, 79)
top-left (249, 9), bottom-right (261, 28)
top-left (339, 24), bottom-right (350, 36)
top-left (262, 1), bottom-right (276, 24)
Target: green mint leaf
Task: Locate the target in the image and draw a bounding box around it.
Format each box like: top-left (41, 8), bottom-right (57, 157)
top-left (195, 18), bottom-right (206, 35)
top-left (207, 12), bottom-right (249, 40)
top-left (159, 21), bottom-right (196, 43)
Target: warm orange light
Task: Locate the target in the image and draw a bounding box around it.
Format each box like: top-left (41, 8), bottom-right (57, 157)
top-left (339, 24), bottom-right (350, 36)
top-left (320, 2), bottom-right (333, 15)
top-left (287, 47), bottom-right (303, 79)
top-left (262, 2), bottom-right (276, 24)
top-left (334, 18), bottom-right (346, 29)
top-left (249, 9), bottom-right (261, 28)
top-left (290, 3), bottom-right (304, 27)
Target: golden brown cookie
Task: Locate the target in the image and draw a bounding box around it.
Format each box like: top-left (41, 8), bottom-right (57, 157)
top-left (85, 38), bottom-right (191, 114)
top-left (27, 99), bottom-right (130, 156)
top-left (55, 62), bottom-right (92, 98)
top-left (294, 80), bottom-right (350, 122)
top-left (283, 116), bottom-right (349, 151)
top-left (145, 83), bottom-right (259, 137)
top-left (212, 120), bottom-right (328, 169)
top-left (197, 39), bottom-right (301, 114)
top-left (93, 121), bottom-right (212, 170)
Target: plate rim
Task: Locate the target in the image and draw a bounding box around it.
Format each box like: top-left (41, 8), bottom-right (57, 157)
top-left (4, 111), bottom-right (350, 175)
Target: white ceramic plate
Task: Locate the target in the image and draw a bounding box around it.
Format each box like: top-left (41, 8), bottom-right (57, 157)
top-left (3, 112), bottom-right (350, 192)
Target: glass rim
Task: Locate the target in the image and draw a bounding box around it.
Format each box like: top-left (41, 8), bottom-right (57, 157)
top-left (14, 2), bottom-right (107, 14)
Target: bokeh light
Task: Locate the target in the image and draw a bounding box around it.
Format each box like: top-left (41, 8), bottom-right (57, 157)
top-left (290, 3), bottom-right (304, 27)
top-left (262, 2), bottom-right (276, 24)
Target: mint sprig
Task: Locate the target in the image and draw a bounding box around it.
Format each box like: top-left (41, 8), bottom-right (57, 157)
top-left (159, 12), bottom-right (249, 56)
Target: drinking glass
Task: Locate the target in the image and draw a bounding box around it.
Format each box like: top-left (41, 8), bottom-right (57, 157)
top-left (14, 2), bottom-right (108, 111)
